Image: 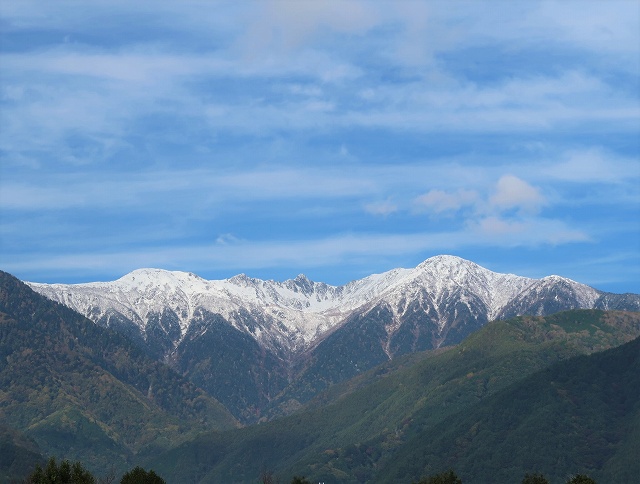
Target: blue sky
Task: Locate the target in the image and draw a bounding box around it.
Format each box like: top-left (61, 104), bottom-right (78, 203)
top-left (1, 1), bottom-right (639, 293)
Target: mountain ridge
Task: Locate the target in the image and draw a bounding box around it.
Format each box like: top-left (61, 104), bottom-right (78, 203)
top-left (28, 255), bottom-right (616, 355)
top-left (25, 255), bottom-right (640, 422)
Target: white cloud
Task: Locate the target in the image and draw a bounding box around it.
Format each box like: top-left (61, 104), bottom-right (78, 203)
top-left (3, 221), bottom-right (591, 284)
top-left (410, 174), bottom-right (585, 246)
top-left (545, 148), bottom-right (640, 183)
top-left (471, 216), bottom-right (589, 246)
top-left (0, 166), bottom-right (380, 212)
top-left (489, 175), bottom-right (545, 214)
top-left (364, 199), bottom-right (398, 217)
top-left (2, 11), bottom-right (636, 173)
top-left (475, 216), bottom-right (527, 236)
top-left (215, 233), bottom-right (242, 245)
top-left (236, 0), bottom-right (378, 61)
top-left (414, 189), bottom-right (478, 214)
top-left (344, 70), bottom-right (638, 134)
top-left (1, 1), bottom-right (636, 291)
top-left (413, 176), bottom-right (545, 217)
top-left (534, 1), bottom-right (640, 58)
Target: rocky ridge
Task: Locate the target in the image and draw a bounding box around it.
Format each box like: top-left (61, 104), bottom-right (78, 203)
top-left (28, 255), bottom-right (628, 358)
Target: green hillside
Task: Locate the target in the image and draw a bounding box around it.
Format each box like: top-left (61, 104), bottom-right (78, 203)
top-left (0, 271), bottom-right (238, 479)
top-left (0, 424), bottom-right (45, 483)
top-left (147, 309), bottom-right (640, 483)
top-left (380, 334), bottom-right (640, 483)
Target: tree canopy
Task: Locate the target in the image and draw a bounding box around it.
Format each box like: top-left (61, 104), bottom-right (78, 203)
top-left (414, 470), bottom-right (462, 484)
top-left (120, 466), bottom-right (166, 484)
top-left (26, 457), bottom-right (95, 484)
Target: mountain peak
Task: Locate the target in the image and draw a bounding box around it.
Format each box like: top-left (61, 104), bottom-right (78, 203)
top-left (283, 273), bottom-right (316, 295)
top-left (540, 274), bottom-right (575, 284)
top-left (416, 254), bottom-right (474, 270)
top-left (228, 273), bottom-right (256, 286)
top-left (114, 268), bottom-right (210, 293)
top-left (26, 256), bottom-right (639, 361)
top-left (415, 255), bottom-right (485, 279)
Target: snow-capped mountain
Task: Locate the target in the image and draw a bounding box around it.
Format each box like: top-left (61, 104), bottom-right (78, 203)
top-left (27, 255), bottom-right (639, 422)
top-left (27, 255), bottom-right (611, 354)
top-left (28, 265), bottom-right (404, 355)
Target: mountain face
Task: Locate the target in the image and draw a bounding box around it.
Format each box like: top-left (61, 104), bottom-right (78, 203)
top-left (379, 331), bottom-right (640, 484)
top-left (0, 271), bottom-right (237, 477)
top-left (27, 255), bottom-right (640, 422)
top-left (146, 310), bottom-right (640, 484)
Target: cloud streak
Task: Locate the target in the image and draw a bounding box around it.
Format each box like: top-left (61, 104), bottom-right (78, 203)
top-left (1, 1), bottom-right (638, 293)
top-left (8, 223), bottom-right (590, 285)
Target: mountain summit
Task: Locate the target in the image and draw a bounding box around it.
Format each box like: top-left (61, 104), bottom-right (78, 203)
top-left (27, 255), bottom-right (640, 421)
top-left (27, 255), bottom-right (626, 354)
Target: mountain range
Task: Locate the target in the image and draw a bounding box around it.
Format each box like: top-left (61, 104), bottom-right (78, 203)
top-left (2, 256), bottom-right (640, 482)
top-left (28, 255), bottom-right (640, 422)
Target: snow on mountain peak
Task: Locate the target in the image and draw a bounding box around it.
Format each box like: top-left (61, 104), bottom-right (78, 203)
top-left (417, 254), bottom-right (468, 267)
top-left (26, 256), bottom-right (611, 355)
top-left (117, 268), bottom-right (206, 287)
top-left (537, 274), bottom-right (600, 307)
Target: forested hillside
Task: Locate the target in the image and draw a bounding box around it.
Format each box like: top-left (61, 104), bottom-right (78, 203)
top-left (0, 271), bottom-right (237, 478)
top-left (147, 310), bottom-right (640, 483)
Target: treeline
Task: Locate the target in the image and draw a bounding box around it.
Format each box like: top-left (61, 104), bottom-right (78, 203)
top-left (18, 457), bottom-right (602, 484)
top-left (414, 469), bottom-right (597, 484)
top-left (21, 458), bottom-right (319, 484)
top-left (21, 457), bottom-right (165, 484)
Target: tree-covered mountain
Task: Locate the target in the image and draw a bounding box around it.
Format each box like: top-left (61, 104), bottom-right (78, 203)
top-left (144, 309), bottom-right (640, 483)
top-left (379, 333), bottom-right (640, 483)
top-left (27, 256), bottom-right (640, 423)
top-left (0, 271), bottom-right (238, 478)
top-left (3, 261), bottom-right (640, 483)
top-left (0, 424), bottom-right (45, 483)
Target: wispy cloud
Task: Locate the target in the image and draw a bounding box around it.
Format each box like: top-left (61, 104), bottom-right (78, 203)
top-left (1, 1), bottom-right (638, 292)
top-left (6, 224), bottom-right (589, 285)
top-left (470, 216), bottom-right (588, 245)
top-left (364, 199), bottom-right (398, 217)
top-left (414, 189), bottom-right (478, 214)
top-left (544, 148), bottom-right (640, 184)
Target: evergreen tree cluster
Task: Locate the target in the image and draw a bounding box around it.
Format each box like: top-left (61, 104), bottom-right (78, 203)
top-left (415, 470), bottom-right (597, 484)
top-left (24, 458), bottom-right (166, 484)
top-left (25, 458), bottom-right (95, 484)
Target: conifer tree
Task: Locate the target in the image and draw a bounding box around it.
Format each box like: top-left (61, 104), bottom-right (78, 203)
top-left (566, 475), bottom-right (596, 484)
top-left (414, 469), bottom-right (462, 484)
top-left (27, 457), bottom-right (95, 484)
top-left (522, 473), bottom-right (549, 484)
top-left (119, 466), bottom-right (165, 484)
top-left (290, 477), bottom-right (311, 484)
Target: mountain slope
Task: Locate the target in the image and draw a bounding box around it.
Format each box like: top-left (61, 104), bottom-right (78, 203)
top-left (0, 424), bottom-right (45, 483)
top-left (379, 333), bottom-right (640, 483)
top-left (0, 271), bottom-right (238, 477)
top-left (26, 256), bottom-right (640, 422)
top-left (146, 309), bottom-right (640, 483)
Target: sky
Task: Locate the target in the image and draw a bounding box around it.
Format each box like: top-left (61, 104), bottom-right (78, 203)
top-left (1, 1), bottom-right (639, 293)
